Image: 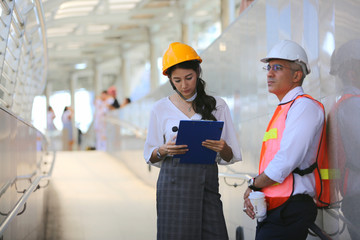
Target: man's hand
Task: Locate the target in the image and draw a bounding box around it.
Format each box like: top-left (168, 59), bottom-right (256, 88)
top-left (243, 187), bottom-right (256, 219)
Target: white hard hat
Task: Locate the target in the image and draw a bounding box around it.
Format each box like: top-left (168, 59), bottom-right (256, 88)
top-left (261, 40), bottom-right (311, 75)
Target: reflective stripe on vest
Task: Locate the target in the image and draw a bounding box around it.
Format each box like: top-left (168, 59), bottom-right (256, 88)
top-left (259, 94), bottom-right (329, 210)
top-left (263, 128), bottom-right (278, 141)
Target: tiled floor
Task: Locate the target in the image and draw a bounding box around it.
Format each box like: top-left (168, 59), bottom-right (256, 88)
top-left (44, 151), bottom-right (157, 240)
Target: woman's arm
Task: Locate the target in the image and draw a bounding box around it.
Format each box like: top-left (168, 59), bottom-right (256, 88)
top-left (149, 139), bottom-right (189, 163)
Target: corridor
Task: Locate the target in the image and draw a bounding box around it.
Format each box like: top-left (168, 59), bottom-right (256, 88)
top-left (44, 151), bottom-right (156, 240)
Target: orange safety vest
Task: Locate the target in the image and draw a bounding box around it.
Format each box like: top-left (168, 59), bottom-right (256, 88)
top-left (259, 94), bottom-right (330, 210)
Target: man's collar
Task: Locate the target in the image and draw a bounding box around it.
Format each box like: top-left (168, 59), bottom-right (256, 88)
top-left (280, 86), bottom-right (304, 104)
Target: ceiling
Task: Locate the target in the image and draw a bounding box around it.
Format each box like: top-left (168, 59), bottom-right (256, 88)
top-left (42, 0), bottom-right (243, 92)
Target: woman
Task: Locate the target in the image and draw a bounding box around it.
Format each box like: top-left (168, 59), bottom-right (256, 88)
top-left (144, 42), bottom-right (242, 240)
top-left (61, 106), bottom-right (73, 150)
top-left (47, 106), bottom-right (56, 132)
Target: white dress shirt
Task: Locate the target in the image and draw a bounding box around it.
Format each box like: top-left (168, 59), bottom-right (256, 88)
top-left (264, 86), bottom-right (325, 197)
top-left (144, 96), bottom-right (242, 166)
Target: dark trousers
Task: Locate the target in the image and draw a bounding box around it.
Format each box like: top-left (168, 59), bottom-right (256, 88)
top-left (255, 194), bottom-right (317, 240)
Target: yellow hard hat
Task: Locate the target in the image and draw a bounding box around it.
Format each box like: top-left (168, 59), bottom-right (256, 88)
top-left (162, 42), bottom-right (202, 76)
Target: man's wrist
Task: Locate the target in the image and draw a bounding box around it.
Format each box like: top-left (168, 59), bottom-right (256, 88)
top-left (248, 177), bottom-right (262, 191)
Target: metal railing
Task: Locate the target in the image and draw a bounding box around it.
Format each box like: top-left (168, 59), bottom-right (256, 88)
top-left (0, 0), bottom-right (47, 121)
top-left (105, 115), bottom-right (147, 140)
top-left (0, 150), bottom-right (56, 236)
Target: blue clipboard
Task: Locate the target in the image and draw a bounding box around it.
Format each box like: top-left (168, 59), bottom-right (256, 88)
top-left (173, 120), bottom-right (224, 164)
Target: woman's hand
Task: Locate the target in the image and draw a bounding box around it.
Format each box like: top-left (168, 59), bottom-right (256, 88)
top-left (202, 139), bottom-right (233, 161)
top-left (165, 140), bottom-right (188, 156)
top-left (202, 139), bottom-right (227, 152)
top-left (158, 135), bottom-right (188, 157)
top-left (151, 136), bottom-right (188, 163)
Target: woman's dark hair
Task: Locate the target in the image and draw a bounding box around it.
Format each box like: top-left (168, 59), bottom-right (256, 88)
top-left (167, 60), bottom-right (217, 121)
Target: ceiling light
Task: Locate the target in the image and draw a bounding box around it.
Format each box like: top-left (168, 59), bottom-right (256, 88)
top-left (59, 1), bottom-right (98, 10)
top-left (75, 63), bottom-right (87, 70)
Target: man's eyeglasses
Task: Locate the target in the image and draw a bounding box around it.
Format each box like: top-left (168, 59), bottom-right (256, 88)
top-left (263, 64), bottom-right (298, 72)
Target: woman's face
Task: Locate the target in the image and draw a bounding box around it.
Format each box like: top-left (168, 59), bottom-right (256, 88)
top-left (170, 68), bottom-right (197, 99)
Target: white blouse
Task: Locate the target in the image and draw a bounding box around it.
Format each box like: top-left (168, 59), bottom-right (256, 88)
top-left (143, 96), bottom-right (242, 166)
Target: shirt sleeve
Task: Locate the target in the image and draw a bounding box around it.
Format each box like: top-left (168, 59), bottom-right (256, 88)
top-left (214, 98), bottom-right (242, 165)
top-left (143, 107), bottom-right (164, 167)
top-left (264, 98), bottom-right (324, 183)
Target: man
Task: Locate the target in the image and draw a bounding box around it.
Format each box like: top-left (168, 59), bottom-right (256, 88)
top-left (107, 86), bottom-right (120, 109)
top-left (243, 40), bottom-right (327, 240)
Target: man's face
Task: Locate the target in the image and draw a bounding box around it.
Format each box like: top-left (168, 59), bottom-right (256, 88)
top-left (266, 59), bottom-right (301, 101)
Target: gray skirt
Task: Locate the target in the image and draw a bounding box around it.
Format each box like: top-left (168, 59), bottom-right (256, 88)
top-left (156, 157), bottom-right (228, 240)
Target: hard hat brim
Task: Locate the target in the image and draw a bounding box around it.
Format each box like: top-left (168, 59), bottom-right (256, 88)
top-left (260, 57), bottom-right (311, 75)
top-left (162, 59), bottom-right (202, 76)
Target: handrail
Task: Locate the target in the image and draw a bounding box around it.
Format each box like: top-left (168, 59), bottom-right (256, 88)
top-left (0, 177), bottom-right (42, 236)
top-left (0, 150), bottom-right (56, 236)
top-left (325, 208), bottom-right (360, 238)
top-left (0, 151), bottom-right (56, 199)
top-left (0, 173), bottom-right (35, 199)
top-left (105, 116), bottom-right (147, 140)
top-left (218, 171), bottom-right (254, 188)
top-left (218, 172), bottom-right (254, 181)
top-left (309, 223), bottom-right (333, 240)
top-left (37, 151), bottom-right (57, 188)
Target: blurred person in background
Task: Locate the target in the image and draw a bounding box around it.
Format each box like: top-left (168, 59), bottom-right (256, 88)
top-left (328, 39), bottom-right (360, 239)
top-left (94, 90), bottom-right (113, 150)
top-left (47, 106), bottom-right (57, 132)
top-left (61, 106), bottom-right (74, 150)
top-left (120, 97), bottom-right (131, 108)
top-left (107, 86), bottom-right (120, 110)
top-left (239, 0), bottom-right (255, 14)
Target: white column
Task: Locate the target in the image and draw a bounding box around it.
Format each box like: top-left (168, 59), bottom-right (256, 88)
top-left (221, 0), bottom-right (235, 31)
top-left (120, 55), bottom-right (129, 98)
top-left (148, 29), bottom-right (160, 90)
top-left (45, 82), bottom-right (52, 110)
top-left (93, 60), bottom-right (100, 96)
top-left (181, 1), bottom-right (193, 44)
top-left (70, 73), bottom-right (77, 150)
